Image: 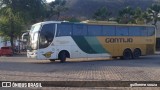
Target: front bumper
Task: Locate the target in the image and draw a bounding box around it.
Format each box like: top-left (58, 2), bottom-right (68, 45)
top-left (27, 50), bottom-right (37, 58)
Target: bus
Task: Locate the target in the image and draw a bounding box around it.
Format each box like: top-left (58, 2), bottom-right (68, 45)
top-left (27, 21), bottom-right (156, 63)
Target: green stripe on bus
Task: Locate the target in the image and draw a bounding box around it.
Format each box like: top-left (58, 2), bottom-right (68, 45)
top-left (84, 37), bottom-right (108, 53)
top-left (72, 36), bottom-right (97, 54)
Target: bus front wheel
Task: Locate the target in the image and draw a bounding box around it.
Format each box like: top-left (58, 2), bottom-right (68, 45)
top-left (59, 51), bottom-right (66, 63)
top-left (132, 49), bottom-right (141, 59)
top-left (122, 49), bottom-right (132, 60)
top-left (49, 59), bottom-right (56, 62)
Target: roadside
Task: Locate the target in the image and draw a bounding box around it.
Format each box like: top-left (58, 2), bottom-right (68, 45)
top-left (2, 51), bottom-right (160, 58)
top-left (1, 53), bottom-right (160, 90)
top-left (12, 51), bottom-right (27, 57)
top-left (155, 51), bottom-right (160, 55)
top-left (11, 51), bottom-right (160, 57)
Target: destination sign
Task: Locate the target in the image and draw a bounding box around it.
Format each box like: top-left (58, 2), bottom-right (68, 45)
top-left (105, 38), bottom-right (133, 43)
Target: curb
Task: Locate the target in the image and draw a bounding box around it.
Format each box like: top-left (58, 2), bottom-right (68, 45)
top-left (155, 52), bottom-right (160, 55)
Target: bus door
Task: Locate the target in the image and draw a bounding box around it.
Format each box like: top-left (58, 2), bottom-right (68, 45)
top-left (37, 23), bottom-right (56, 60)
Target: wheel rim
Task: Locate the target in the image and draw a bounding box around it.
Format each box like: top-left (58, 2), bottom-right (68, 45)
top-left (133, 49), bottom-right (140, 58)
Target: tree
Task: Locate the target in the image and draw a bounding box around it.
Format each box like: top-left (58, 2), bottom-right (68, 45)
top-left (0, 0), bottom-right (47, 51)
top-left (133, 7), bottom-right (151, 24)
top-left (147, 4), bottom-right (160, 25)
top-left (93, 7), bottom-right (111, 21)
top-left (118, 6), bottom-right (150, 24)
top-left (48, 0), bottom-right (67, 20)
top-left (134, 7), bottom-right (144, 24)
top-left (0, 7), bottom-right (24, 50)
top-left (118, 6), bottom-right (135, 24)
top-left (0, 0), bottom-right (48, 23)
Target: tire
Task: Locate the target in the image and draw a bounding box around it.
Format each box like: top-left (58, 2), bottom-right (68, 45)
top-left (59, 51), bottom-right (66, 63)
top-left (132, 49), bottom-right (141, 59)
top-left (49, 59), bottom-right (56, 62)
top-left (112, 56), bottom-right (117, 59)
top-left (122, 49), bottom-right (133, 60)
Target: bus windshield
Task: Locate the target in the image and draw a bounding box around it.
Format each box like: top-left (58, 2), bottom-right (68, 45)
top-left (39, 23), bottom-right (55, 49)
top-left (28, 24), bottom-right (41, 50)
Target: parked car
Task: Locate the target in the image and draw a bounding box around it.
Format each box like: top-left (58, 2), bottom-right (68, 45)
top-left (0, 47), bottom-right (13, 56)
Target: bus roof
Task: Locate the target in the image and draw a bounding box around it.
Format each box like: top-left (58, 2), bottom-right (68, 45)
top-left (33, 21), bottom-right (155, 27)
top-left (32, 21), bottom-right (68, 26)
top-left (82, 20), bottom-right (155, 27)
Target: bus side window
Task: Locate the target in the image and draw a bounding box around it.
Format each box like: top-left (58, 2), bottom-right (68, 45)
top-left (147, 27), bottom-right (155, 36)
top-left (116, 26), bottom-right (129, 36)
top-left (141, 27), bottom-right (147, 36)
top-left (102, 25), bottom-right (116, 36)
top-left (88, 25), bottom-right (102, 36)
top-left (57, 24), bottom-right (72, 36)
top-left (129, 26), bottom-right (141, 36)
top-left (73, 24), bottom-right (87, 36)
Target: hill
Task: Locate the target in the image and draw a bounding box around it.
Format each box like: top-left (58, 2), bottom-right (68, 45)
top-left (62, 0), bottom-right (158, 19)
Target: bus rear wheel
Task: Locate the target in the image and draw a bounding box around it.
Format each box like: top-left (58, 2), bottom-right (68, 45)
top-left (132, 49), bottom-right (141, 59)
top-left (59, 51), bottom-right (66, 63)
top-left (122, 49), bottom-right (132, 60)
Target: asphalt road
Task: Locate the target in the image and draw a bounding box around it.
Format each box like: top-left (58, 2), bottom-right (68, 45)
top-left (0, 54), bottom-right (160, 81)
top-left (0, 54), bottom-right (160, 90)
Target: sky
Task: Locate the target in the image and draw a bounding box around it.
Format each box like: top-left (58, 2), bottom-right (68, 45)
top-left (46, 0), bottom-right (55, 3)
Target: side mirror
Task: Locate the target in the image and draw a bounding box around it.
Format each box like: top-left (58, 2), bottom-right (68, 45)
top-left (22, 32), bottom-right (29, 42)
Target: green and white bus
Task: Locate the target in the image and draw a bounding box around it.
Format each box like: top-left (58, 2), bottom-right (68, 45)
top-left (27, 21), bottom-right (156, 62)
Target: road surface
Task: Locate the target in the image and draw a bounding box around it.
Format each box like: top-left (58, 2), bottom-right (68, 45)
top-left (0, 54), bottom-right (160, 90)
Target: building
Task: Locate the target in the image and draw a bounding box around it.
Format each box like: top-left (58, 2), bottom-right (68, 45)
top-left (0, 37), bottom-right (11, 48)
top-left (156, 22), bottom-right (160, 50)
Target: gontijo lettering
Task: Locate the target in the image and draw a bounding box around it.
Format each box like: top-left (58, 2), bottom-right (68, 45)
top-left (105, 38), bottom-right (133, 43)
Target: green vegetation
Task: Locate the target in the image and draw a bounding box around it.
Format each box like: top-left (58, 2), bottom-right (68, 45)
top-left (0, 0), bottom-right (160, 51)
top-left (92, 3), bottom-right (160, 25)
top-left (48, 0), bottom-right (67, 20)
top-left (134, 7), bottom-right (150, 24)
top-left (117, 6), bottom-right (135, 24)
top-left (93, 7), bottom-right (111, 21)
top-left (66, 17), bottom-right (80, 22)
top-left (147, 4), bottom-right (160, 25)
top-left (0, 0), bottom-right (66, 50)
top-left (117, 7), bottom-right (149, 24)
